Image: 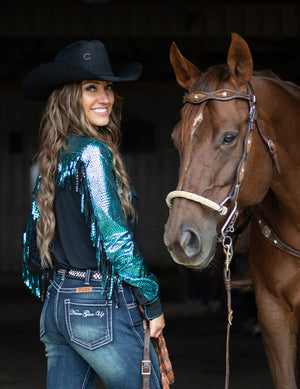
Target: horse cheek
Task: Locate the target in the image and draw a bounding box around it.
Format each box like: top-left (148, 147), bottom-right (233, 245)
top-left (238, 149), bottom-right (273, 208)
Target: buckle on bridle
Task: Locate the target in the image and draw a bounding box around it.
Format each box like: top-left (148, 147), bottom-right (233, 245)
top-left (142, 360), bottom-right (151, 375)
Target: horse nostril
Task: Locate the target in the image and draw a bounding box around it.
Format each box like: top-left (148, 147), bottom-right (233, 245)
top-left (180, 228), bottom-right (201, 257)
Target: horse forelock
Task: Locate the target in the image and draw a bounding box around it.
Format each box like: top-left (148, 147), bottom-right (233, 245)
top-left (178, 64), bottom-right (230, 147)
top-left (194, 64), bottom-right (230, 92)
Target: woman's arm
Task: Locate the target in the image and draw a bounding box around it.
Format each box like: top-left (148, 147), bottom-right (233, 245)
top-left (82, 142), bottom-right (161, 305)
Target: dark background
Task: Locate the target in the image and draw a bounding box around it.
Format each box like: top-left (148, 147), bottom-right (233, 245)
top-left (1, 0), bottom-right (300, 273)
top-left (0, 1), bottom-right (299, 387)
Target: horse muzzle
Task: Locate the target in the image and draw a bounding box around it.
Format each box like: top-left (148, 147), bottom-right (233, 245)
top-left (164, 220), bottom-right (218, 269)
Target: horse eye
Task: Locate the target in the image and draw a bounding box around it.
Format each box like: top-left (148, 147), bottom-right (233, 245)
top-left (222, 132), bottom-right (237, 145)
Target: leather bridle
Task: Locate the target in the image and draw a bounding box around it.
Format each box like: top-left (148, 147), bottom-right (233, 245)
top-left (166, 82), bottom-right (280, 222)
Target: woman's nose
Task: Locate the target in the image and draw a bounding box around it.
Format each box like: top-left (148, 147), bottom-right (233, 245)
top-left (96, 89), bottom-right (110, 103)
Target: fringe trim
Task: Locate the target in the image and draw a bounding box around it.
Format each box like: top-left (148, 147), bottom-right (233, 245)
top-left (22, 178), bottom-right (41, 298)
top-left (23, 154), bottom-right (117, 299)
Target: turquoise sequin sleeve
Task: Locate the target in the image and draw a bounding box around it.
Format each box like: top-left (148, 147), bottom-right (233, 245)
top-left (79, 139), bottom-right (159, 302)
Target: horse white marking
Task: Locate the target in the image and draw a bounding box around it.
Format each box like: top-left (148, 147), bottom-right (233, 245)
top-left (191, 112), bottom-right (203, 137)
top-left (182, 112), bottom-right (204, 174)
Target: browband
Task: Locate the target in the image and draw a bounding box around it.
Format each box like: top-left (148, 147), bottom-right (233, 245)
top-left (183, 88), bottom-right (256, 105)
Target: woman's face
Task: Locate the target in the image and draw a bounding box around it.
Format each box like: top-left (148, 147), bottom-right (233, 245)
top-left (81, 80), bottom-right (115, 126)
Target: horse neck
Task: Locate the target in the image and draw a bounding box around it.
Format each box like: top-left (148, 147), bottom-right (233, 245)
top-left (253, 76), bottom-right (300, 230)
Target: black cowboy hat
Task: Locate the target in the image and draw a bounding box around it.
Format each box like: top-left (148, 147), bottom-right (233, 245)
top-left (21, 40), bottom-right (142, 101)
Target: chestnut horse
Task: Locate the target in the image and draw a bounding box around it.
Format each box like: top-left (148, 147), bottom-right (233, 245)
top-left (164, 33), bottom-right (300, 389)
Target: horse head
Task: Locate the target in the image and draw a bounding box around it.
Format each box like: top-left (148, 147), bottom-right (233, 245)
top-left (164, 33), bottom-right (274, 269)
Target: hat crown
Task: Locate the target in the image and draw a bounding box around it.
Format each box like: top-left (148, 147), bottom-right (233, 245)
top-left (55, 40), bottom-right (114, 77)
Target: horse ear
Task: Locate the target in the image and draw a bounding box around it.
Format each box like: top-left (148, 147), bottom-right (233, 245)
top-left (170, 42), bottom-right (202, 90)
top-left (227, 33), bottom-right (253, 86)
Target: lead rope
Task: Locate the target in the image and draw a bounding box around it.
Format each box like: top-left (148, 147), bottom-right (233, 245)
top-left (223, 241), bottom-right (234, 389)
top-left (220, 203), bottom-right (238, 389)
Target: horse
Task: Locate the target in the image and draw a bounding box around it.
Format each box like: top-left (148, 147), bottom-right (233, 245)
top-left (164, 33), bottom-right (300, 389)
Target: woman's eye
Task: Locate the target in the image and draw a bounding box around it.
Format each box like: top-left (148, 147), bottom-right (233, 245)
top-left (84, 83), bottom-right (113, 92)
top-left (86, 85), bottom-right (96, 92)
top-left (222, 132), bottom-right (237, 145)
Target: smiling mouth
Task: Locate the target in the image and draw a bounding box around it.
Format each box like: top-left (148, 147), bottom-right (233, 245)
top-left (92, 108), bottom-right (108, 113)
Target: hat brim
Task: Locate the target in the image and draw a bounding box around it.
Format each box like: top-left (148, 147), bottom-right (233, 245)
top-left (21, 61), bottom-right (142, 101)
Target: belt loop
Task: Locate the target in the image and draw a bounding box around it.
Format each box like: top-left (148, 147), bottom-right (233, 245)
top-left (61, 269), bottom-right (66, 281)
top-left (84, 270), bottom-right (91, 285)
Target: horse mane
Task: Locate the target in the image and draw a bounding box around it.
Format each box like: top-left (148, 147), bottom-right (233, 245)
top-left (253, 69), bottom-right (300, 92)
top-left (196, 66), bottom-right (300, 93)
top-left (253, 69), bottom-right (280, 80)
top-left (193, 64), bottom-right (230, 91)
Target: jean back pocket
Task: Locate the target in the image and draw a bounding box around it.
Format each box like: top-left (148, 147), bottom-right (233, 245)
top-left (65, 299), bottom-right (112, 350)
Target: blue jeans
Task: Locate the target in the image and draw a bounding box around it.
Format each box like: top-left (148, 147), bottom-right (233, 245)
top-left (40, 272), bottom-right (162, 389)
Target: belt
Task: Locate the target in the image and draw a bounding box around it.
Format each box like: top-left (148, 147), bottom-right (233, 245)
top-left (56, 268), bottom-right (103, 282)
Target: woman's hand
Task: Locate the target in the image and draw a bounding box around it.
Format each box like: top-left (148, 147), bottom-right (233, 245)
top-left (144, 313), bottom-right (165, 338)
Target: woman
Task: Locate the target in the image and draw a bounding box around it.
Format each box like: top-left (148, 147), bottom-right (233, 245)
top-left (22, 40), bottom-right (165, 389)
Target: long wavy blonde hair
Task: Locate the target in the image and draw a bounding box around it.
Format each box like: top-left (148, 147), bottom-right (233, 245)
top-left (36, 82), bottom-right (135, 268)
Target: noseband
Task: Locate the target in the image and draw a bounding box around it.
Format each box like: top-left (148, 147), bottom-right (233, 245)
top-left (166, 82), bottom-right (280, 222)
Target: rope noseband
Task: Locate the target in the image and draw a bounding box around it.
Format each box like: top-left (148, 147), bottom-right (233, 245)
top-left (166, 190), bottom-right (228, 215)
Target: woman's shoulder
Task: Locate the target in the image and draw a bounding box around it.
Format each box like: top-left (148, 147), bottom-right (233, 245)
top-left (66, 134), bottom-right (112, 161)
top-left (57, 135), bottom-right (113, 184)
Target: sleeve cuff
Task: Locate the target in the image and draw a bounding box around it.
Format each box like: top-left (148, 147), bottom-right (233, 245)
top-left (132, 287), bottom-right (163, 320)
top-left (143, 297), bottom-right (163, 320)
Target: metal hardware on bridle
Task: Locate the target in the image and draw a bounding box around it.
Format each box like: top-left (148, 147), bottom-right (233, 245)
top-left (220, 200), bottom-right (238, 239)
top-left (254, 206), bottom-right (300, 258)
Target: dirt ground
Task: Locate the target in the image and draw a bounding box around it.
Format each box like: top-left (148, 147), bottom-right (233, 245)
top-left (0, 274), bottom-right (273, 389)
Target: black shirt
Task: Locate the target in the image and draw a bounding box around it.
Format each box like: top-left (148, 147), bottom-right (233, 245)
top-left (52, 186), bottom-right (97, 269)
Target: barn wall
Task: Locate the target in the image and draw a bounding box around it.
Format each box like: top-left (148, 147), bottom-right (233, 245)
top-left (0, 90), bottom-right (43, 271)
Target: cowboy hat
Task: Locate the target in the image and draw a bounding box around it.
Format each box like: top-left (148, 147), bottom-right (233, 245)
top-left (21, 40), bottom-right (142, 101)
